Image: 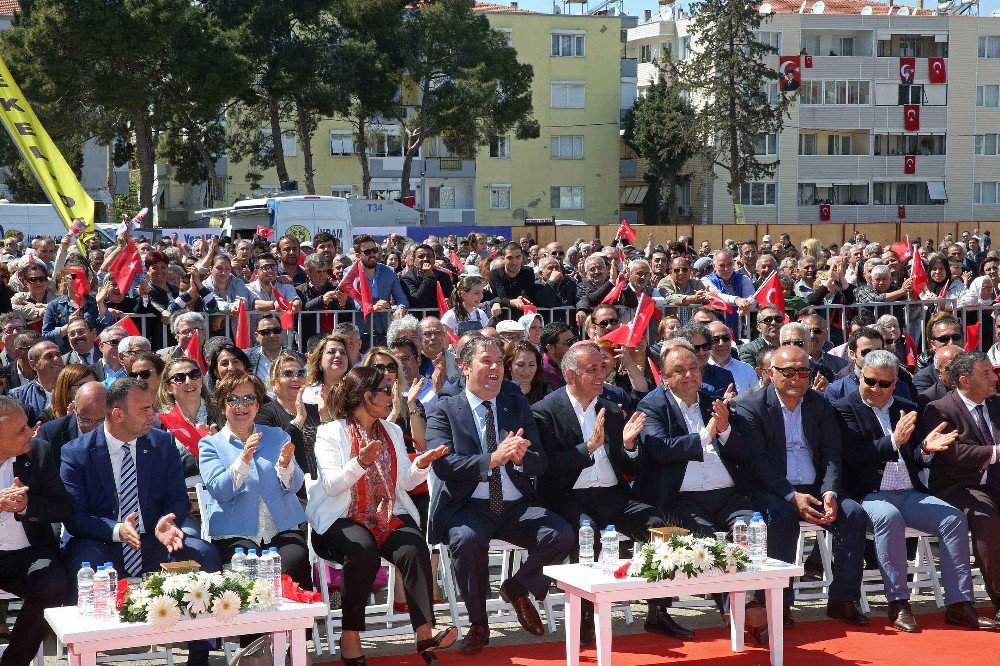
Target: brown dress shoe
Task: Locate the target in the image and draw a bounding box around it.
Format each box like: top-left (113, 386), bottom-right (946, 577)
top-left (459, 624), bottom-right (490, 655)
top-left (499, 579), bottom-right (545, 637)
top-left (945, 602), bottom-right (1000, 630)
top-left (888, 600), bottom-right (919, 633)
top-left (826, 600), bottom-right (869, 626)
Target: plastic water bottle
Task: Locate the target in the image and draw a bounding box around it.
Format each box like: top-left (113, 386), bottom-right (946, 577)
top-left (245, 549), bottom-right (259, 581)
top-left (77, 562), bottom-right (95, 616)
top-left (256, 549), bottom-right (271, 597)
top-left (600, 525), bottom-right (619, 574)
top-left (93, 566), bottom-right (111, 620)
top-left (578, 520), bottom-right (595, 566)
top-left (732, 516), bottom-right (749, 549)
top-left (269, 548), bottom-right (283, 599)
top-left (748, 512), bottom-right (768, 567)
top-left (231, 547), bottom-right (246, 577)
top-left (104, 563), bottom-right (118, 613)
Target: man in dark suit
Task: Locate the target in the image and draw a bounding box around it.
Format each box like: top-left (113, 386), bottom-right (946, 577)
top-left (60, 378), bottom-right (220, 666)
top-left (916, 344), bottom-right (962, 410)
top-left (733, 345), bottom-right (869, 627)
top-left (679, 323), bottom-right (735, 400)
top-left (62, 316), bottom-right (103, 378)
top-left (0, 396), bottom-right (71, 666)
top-left (825, 327), bottom-right (912, 403)
top-left (836, 350), bottom-right (994, 632)
top-left (400, 243), bottom-right (453, 310)
top-left (427, 336), bottom-right (574, 655)
top-left (37, 381), bottom-right (107, 456)
top-left (533, 342), bottom-right (689, 646)
top-left (922, 351), bottom-right (1000, 621)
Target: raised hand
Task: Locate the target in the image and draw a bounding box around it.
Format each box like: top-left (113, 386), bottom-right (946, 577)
top-left (710, 399), bottom-right (730, 434)
top-left (431, 353), bottom-right (447, 393)
top-left (622, 411), bottom-right (646, 451)
top-left (278, 441), bottom-right (295, 468)
top-left (358, 439), bottom-right (384, 467)
top-left (407, 377), bottom-right (423, 409)
top-left (923, 422), bottom-right (957, 453)
top-left (155, 513), bottom-right (185, 553)
top-left (0, 478), bottom-right (28, 514)
top-left (492, 428), bottom-right (526, 468)
top-left (812, 372), bottom-right (829, 392)
top-left (722, 383), bottom-right (736, 402)
top-left (414, 445), bottom-right (449, 469)
top-left (120, 511), bottom-right (142, 550)
top-left (892, 411), bottom-right (918, 448)
top-left (240, 431), bottom-right (262, 465)
top-left (586, 409), bottom-right (607, 453)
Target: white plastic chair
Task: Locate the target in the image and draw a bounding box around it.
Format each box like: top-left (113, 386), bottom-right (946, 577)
top-left (859, 527), bottom-right (944, 614)
top-left (793, 521), bottom-right (834, 601)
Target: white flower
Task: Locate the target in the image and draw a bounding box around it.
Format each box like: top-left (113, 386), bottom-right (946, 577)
top-left (182, 581), bottom-right (211, 616)
top-left (196, 571), bottom-right (225, 588)
top-left (161, 575), bottom-right (190, 595)
top-left (147, 596), bottom-right (181, 631)
top-left (212, 590), bottom-right (242, 623)
top-left (129, 587), bottom-right (153, 609)
top-left (251, 582), bottom-right (277, 610)
top-left (689, 545), bottom-right (711, 571)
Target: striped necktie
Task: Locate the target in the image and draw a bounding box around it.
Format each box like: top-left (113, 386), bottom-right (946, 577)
top-left (119, 444), bottom-right (142, 576)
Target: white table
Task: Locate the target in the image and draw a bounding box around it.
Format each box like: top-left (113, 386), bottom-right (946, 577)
top-left (45, 601), bottom-right (327, 666)
top-left (544, 560), bottom-right (802, 666)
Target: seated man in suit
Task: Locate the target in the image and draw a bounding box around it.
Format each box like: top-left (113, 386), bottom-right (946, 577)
top-left (427, 336), bottom-right (574, 655)
top-left (10, 340), bottom-right (64, 426)
top-left (678, 323), bottom-right (735, 400)
top-left (0, 397), bottom-right (71, 666)
top-left (914, 314), bottom-right (964, 380)
top-left (37, 381), bottom-right (107, 456)
top-left (60, 377), bottom-right (221, 666)
top-left (836, 350), bottom-right (995, 632)
top-left (733, 345), bottom-right (869, 628)
top-left (922, 351), bottom-right (1000, 622)
top-left (63, 315), bottom-right (104, 379)
top-left (916, 344), bottom-right (962, 410)
top-left (825, 326), bottom-right (912, 403)
top-left (533, 342), bottom-right (691, 646)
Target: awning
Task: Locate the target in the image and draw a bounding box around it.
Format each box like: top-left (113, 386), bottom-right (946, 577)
top-left (620, 186), bottom-right (649, 206)
top-left (928, 181), bottom-right (947, 200)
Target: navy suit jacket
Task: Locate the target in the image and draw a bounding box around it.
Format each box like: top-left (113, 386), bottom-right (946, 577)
top-left (426, 389), bottom-right (546, 545)
top-left (633, 387), bottom-right (750, 512)
top-left (825, 369), bottom-right (911, 403)
top-left (60, 427), bottom-right (191, 543)
top-left (701, 364), bottom-right (735, 400)
top-left (37, 413), bottom-right (80, 456)
top-left (912, 364), bottom-right (939, 393)
top-left (9, 381), bottom-right (48, 426)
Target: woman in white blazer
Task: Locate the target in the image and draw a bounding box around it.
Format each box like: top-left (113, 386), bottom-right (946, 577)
top-left (306, 366), bottom-right (455, 666)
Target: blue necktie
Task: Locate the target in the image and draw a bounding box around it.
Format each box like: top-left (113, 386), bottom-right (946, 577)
top-left (119, 445), bottom-right (142, 576)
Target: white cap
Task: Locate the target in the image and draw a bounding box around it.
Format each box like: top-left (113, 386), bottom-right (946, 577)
top-left (762, 234), bottom-right (772, 243)
top-left (496, 320), bottom-right (526, 335)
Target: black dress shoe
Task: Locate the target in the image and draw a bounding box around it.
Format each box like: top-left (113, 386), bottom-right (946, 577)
top-left (580, 616), bottom-right (596, 648)
top-left (417, 625), bottom-right (459, 665)
top-left (644, 606), bottom-right (695, 640)
top-left (826, 600), bottom-right (869, 626)
top-left (784, 605), bottom-right (795, 629)
top-left (888, 600), bottom-right (919, 633)
top-left (945, 601), bottom-right (1000, 630)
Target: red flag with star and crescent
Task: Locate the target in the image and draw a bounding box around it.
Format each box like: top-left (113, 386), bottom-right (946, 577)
top-left (338, 260), bottom-right (374, 320)
top-left (108, 238), bottom-right (142, 297)
top-left (899, 57), bottom-right (915, 84)
top-left (185, 330), bottom-right (207, 374)
top-left (928, 57), bottom-right (947, 84)
top-left (158, 402), bottom-right (209, 458)
top-left (911, 249), bottom-right (929, 296)
top-left (68, 267), bottom-right (91, 306)
top-left (617, 220), bottom-right (637, 244)
top-left (601, 294), bottom-right (658, 348)
top-left (707, 291), bottom-right (734, 314)
top-left (272, 288), bottom-right (295, 330)
top-left (904, 104), bottom-right (920, 131)
top-left (753, 271), bottom-right (786, 314)
top-left (601, 275), bottom-right (627, 305)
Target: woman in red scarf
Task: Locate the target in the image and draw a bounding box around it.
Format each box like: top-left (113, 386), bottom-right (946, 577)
top-left (307, 366), bottom-right (455, 666)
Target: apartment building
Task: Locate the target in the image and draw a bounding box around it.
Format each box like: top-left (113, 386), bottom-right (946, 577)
top-left (224, 3), bottom-right (623, 228)
top-left (625, 0), bottom-right (1000, 225)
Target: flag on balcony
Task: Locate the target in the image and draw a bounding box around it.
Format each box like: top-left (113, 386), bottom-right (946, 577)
top-left (819, 203), bottom-right (831, 221)
top-left (899, 57), bottom-right (915, 84)
top-left (778, 55), bottom-right (801, 91)
top-left (904, 155), bottom-right (916, 174)
top-left (804, 55), bottom-right (813, 68)
top-left (898, 204), bottom-right (907, 220)
top-left (929, 57), bottom-right (947, 84)
top-left (904, 104), bottom-right (920, 131)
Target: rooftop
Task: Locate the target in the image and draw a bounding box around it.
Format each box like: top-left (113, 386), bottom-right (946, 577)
top-left (0, 0), bottom-right (19, 16)
top-left (763, 0), bottom-right (934, 15)
top-left (473, 2), bottom-right (536, 14)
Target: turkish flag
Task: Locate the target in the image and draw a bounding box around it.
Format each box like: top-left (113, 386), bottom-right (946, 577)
top-left (256, 225), bottom-right (275, 239)
top-left (158, 402), bottom-right (207, 459)
top-left (904, 154), bottom-right (916, 174)
top-left (185, 330), bottom-right (207, 374)
top-left (911, 251), bottom-right (929, 296)
top-left (902, 331), bottom-right (919, 368)
top-left (602, 294), bottom-right (657, 348)
top-left (108, 238), bottom-right (142, 296)
top-left (707, 292), bottom-right (734, 314)
top-left (117, 316), bottom-right (141, 337)
top-left (338, 260), bottom-right (374, 320)
top-left (966, 323), bottom-right (982, 352)
top-left (617, 220), bottom-right (637, 244)
top-left (753, 272), bottom-right (786, 314)
top-left (898, 204), bottom-right (907, 220)
top-left (234, 298), bottom-right (251, 349)
top-left (435, 282), bottom-right (449, 317)
top-left (819, 203), bottom-right (831, 221)
top-left (648, 358), bottom-right (661, 386)
top-left (449, 250), bottom-right (464, 273)
top-left (778, 55), bottom-right (801, 91)
top-left (890, 235), bottom-right (912, 262)
top-left (804, 55), bottom-right (813, 68)
top-left (601, 275), bottom-right (627, 305)
top-left (928, 57), bottom-right (947, 84)
top-left (899, 57), bottom-right (915, 84)
top-left (272, 288), bottom-right (295, 331)
top-left (68, 267), bottom-right (90, 306)
top-left (904, 104), bottom-right (920, 131)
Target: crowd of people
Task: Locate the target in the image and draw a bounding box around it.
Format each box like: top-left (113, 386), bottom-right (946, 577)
top-left (0, 224), bottom-right (999, 665)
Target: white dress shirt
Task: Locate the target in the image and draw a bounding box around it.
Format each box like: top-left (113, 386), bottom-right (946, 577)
top-left (862, 397), bottom-right (913, 492)
top-left (666, 389), bottom-right (735, 492)
top-left (103, 426), bottom-right (145, 541)
top-left (958, 390), bottom-right (999, 485)
top-left (709, 355), bottom-right (758, 394)
top-left (465, 389), bottom-right (523, 503)
top-left (568, 392), bottom-right (618, 490)
top-left (0, 457), bottom-right (30, 551)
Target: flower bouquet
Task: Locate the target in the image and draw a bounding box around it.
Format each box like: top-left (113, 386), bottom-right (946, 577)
top-left (617, 534), bottom-right (750, 582)
top-left (118, 571), bottom-right (275, 630)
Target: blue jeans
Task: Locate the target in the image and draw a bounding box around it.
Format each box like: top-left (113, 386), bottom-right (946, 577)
top-left (862, 490), bottom-right (974, 605)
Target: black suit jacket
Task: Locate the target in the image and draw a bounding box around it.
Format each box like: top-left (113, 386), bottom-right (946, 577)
top-left (400, 268), bottom-right (453, 310)
top-left (731, 385), bottom-right (844, 499)
top-left (834, 393), bottom-right (929, 502)
top-left (632, 387), bottom-right (749, 512)
top-left (13, 438), bottom-right (72, 550)
top-left (37, 413), bottom-right (81, 457)
top-left (916, 382), bottom-right (949, 411)
top-left (912, 364), bottom-right (939, 393)
top-left (921, 390), bottom-right (1000, 498)
top-left (426, 389), bottom-right (546, 545)
top-left (531, 388), bottom-right (639, 508)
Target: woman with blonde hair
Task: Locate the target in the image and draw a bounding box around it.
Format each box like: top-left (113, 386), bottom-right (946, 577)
top-left (800, 237), bottom-right (824, 260)
top-left (256, 351), bottom-right (313, 477)
top-left (303, 333), bottom-right (352, 420)
top-left (48, 363), bottom-right (99, 421)
top-left (158, 357), bottom-right (224, 432)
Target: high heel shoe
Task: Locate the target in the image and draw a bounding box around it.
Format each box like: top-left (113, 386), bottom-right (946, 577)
top-left (416, 625), bottom-right (459, 665)
top-left (338, 639), bottom-right (368, 666)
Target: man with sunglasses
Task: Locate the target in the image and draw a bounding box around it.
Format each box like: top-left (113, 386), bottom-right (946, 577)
top-left (707, 320), bottom-right (756, 393)
top-left (800, 314), bottom-right (849, 379)
top-left (914, 314), bottom-right (964, 383)
top-left (0, 314), bottom-right (24, 383)
top-left (352, 235), bottom-right (409, 348)
top-left (834, 350), bottom-right (991, 632)
top-left (826, 327), bottom-right (913, 403)
top-left (779, 322), bottom-right (833, 390)
top-left (297, 252), bottom-right (349, 344)
top-left (738, 305), bottom-right (782, 365)
top-left (733, 345), bottom-right (869, 633)
top-left (917, 344), bottom-right (963, 410)
top-left (246, 314), bottom-right (300, 386)
top-left (247, 252), bottom-right (302, 326)
top-left (95, 326), bottom-right (129, 387)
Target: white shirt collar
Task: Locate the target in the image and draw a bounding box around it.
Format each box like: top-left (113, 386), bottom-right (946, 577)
top-left (465, 388), bottom-right (492, 412)
top-left (103, 426), bottom-right (134, 452)
top-left (958, 390), bottom-right (986, 411)
top-left (566, 389), bottom-right (597, 416)
top-left (861, 395), bottom-right (894, 415)
top-left (666, 388), bottom-right (698, 411)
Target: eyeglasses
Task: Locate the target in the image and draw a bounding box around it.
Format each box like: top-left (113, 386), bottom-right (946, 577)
top-left (858, 347), bottom-right (879, 357)
top-left (782, 340), bottom-right (806, 348)
top-left (326, 349), bottom-right (349, 358)
top-left (280, 368), bottom-right (307, 379)
top-left (257, 328), bottom-right (283, 337)
top-left (128, 369), bottom-right (155, 380)
top-left (394, 353), bottom-right (417, 364)
top-left (595, 318), bottom-right (619, 328)
top-left (552, 251), bottom-right (565, 256)
top-left (24, 276), bottom-right (47, 284)
top-left (361, 247), bottom-right (379, 256)
top-left (370, 386), bottom-right (393, 396)
top-left (77, 416), bottom-right (105, 430)
top-left (258, 264), bottom-right (278, 271)
top-left (672, 267), bottom-right (690, 274)
top-left (692, 342), bottom-right (712, 353)
top-left (169, 369), bottom-right (203, 384)
top-left (225, 394), bottom-right (258, 407)
top-left (373, 363), bottom-right (398, 374)
top-left (101, 339), bottom-right (124, 347)
top-left (760, 316), bottom-right (783, 325)
top-left (808, 328), bottom-right (825, 335)
top-left (773, 367), bottom-right (811, 378)
top-left (862, 376), bottom-right (894, 389)
top-left (932, 333), bottom-right (963, 344)
top-left (711, 334), bottom-right (732, 344)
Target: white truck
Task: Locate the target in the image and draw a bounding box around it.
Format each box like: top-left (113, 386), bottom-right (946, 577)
top-left (0, 202), bottom-right (119, 245)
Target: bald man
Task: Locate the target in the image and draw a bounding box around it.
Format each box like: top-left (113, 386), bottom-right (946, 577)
top-left (916, 344), bottom-right (963, 410)
top-left (37, 381), bottom-right (107, 456)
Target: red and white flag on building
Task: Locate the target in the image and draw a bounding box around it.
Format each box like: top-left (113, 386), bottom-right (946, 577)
top-left (899, 57), bottom-right (915, 84)
top-left (819, 203), bottom-right (831, 221)
top-left (338, 260), bottom-right (374, 320)
top-left (904, 104), bottom-right (920, 131)
top-left (778, 55), bottom-right (801, 91)
top-left (753, 271), bottom-right (786, 314)
top-left (904, 155), bottom-right (916, 174)
top-left (928, 57), bottom-right (947, 84)
top-left (898, 204), bottom-right (907, 220)
top-left (804, 55), bottom-right (813, 68)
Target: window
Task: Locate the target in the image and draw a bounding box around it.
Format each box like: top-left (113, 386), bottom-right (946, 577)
top-left (428, 186), bottom-right (456, 209)
top-left (550, 186), bottom-right (584, 209)
top-left (425, 137), bottom-right (454, 158)
top-left (898, 85), bottom-right (924, 106)
top-left (873, 182), bottom-right (936, 205)
top-left (551, 135), bottom-right (584, 159)
top-left (489, 135), bottom-right (510, 158)
top-left (551, 32), bottom-right (585, 57)
top-left (490, 186), bottom-right (511, 210)
top-left (281, 131), bottom-right (297, 157)
top-left (738, 182), bottom-right (776, 206)
top-left (978, 85), bottom-right (1000, 108)
top-left (802, 80), bottom-right (869, 105)
top-left (875, 134), bottom-right (945, 156)
top-left (976, 134), bottom-right (1000, 156)
top-left (331, 185), bottom-right (353, 198)
top-left (679, 36), bottom-right (691, 60)
top-left (330, 131), bottom-right (354, 156)
top-left (979, 36), bottom-right (1000, 59)
top-left (832, 37), bottom-right (855, 56)
top-left (660, 42), bottom-right (672, 59)
top-left (551, 82), bottom-right (585, 108)
top-left (367, 131), bottom-right (403, 157)
top-left (500, 28), bottom-right (513, 47)
top-left (755, 31), bottom-right (781, 52)
top-left (640, 44), bottom-right (652, 63)
top-left (800, 81), bottom-right (823, 104)
top-left (975, 182), bottom-right (1000, 204)
top-left (676, 182), bottom-right (691, 208)
top-left (899, 37), bottom-right (922, 58)
top-left (828, 134), bottom-right (853, 156)
top-left (766, 82), bottom-right (780, 105)
top-left (799, 133), bottom-right (818, 155)
top-left (371, 187), bottom-right (401, 201)
top-left (755, 133), bottom-right (777, 155)
top-left (802, 35), bottom-right (821, 55)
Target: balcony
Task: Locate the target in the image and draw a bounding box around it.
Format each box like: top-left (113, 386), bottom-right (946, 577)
top-left (799, 105), bottom-right (947, 131)
top-left (796, 155), bottom-right (946, 180)
top-left (425, 158), bottom-right (476, 178)
top-left (802, 57), bottom-right (945, 82)
top-left (425, 208), bottom-right (475, 225)
top-left (796, 205), bottom-right (946, 223)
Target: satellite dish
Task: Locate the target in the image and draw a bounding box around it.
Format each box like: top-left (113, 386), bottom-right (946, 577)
top-left (812, 0), bottom-right (826, 13)
top-left (759, 1), bottom-right (772, 13)
top-left (860, 5), bottom-right (873, 13)
top-left (897, 6), bottom-right (910, 14)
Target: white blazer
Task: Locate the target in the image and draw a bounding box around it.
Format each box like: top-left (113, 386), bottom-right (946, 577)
top-left (306, 418), bottom-right (429, 535)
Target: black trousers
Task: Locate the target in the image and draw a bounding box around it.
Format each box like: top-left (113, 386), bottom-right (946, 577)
top-left (312, 515), bottom-right (433, 632)
top-left (0, 545), bottom-right (68, 666)
top-left (214, 528), bottom-right (313, 591)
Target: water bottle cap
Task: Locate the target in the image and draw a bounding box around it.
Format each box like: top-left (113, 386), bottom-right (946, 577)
top-left (752, 512), bottom-right (762, 519)
top-left (606, 525), bottom-right (615, 531)
top-left (248, 549), bottom-right (257, 555)
top-left (581, 519), bottom-right (591, 526)
top-left (235, 547), bottom-right (245, 554)
top-left (271, 547), bottom-right (278, 553)
top-left (82, 562), bottom-right (91, 568)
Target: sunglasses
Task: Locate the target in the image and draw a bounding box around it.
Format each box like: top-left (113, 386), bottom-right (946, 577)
top-left (258, 264), bottom-right (278, 271)
top-left (773, 366), bottom-right (811, 378)
top-left (128, 369), bottom-right (155, 380)
top-left (782, 340), bottom-right (806, 348)
top-left (711, 334), bottom-right (732, 344)
top-left (370, 386), bottom-right (393, 396)
top-left (225, 394), bottom-right (258, 407)
top-left (552, 251), bottom-right (565, 256)
top-left (862, 376), bottom-right (894, 389)
top-left (808, 328), bottom-right (825, 335)
top-left (595, 318), bottom-right (619, 328)
top-left (169, 369), bottom-right (203, 384)
top-left (760, 316), bottom-right (783, 325)
top-left (374, 363), bottom-right (398, 374)
top-left (672, 267), bottom-right (690, 273)
top-left (102, 339), bottom-right (124, 347)
top-left (692, 342), bottom-right (712, 353)
top-left (24, 275), bottom-right (47, 284)
top-left (280, 368), bottom-right (307, 379)
top-left (932, 333), bottom-right (963, 344)
top-left (361, 247), bottom-right (379, 256)
top-left (257, 328), bottom-right (283, 337)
